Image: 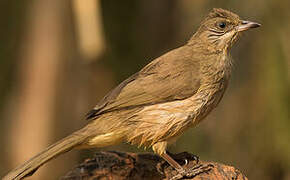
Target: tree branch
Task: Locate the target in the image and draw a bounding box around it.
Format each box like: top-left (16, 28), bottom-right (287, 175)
top-left (62, 151), bottom-right (247, 180)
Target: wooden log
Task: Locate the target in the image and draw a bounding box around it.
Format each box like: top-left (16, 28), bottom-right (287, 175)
top-left (62, 151), bottom-right (247, 180)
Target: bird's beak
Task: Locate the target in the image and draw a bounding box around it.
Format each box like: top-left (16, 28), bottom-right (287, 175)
top-left (237, 21), bottom-right (261, 32)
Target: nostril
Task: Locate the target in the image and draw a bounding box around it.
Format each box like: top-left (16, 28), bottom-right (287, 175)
top-left (242, 21), bottom-right (249, 25)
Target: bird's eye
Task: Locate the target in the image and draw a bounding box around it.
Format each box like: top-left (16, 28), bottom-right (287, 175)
top-left (218, 22), bottom-right (226, 29)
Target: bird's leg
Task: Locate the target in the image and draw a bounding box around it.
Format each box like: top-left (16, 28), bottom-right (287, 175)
top-left (153, 142), bottom-right (185, 175)
top-left (153, 142), bottom-right (213, 180)
top-left (160, 152), bottom-right (184, 172)
top-left (161, 151), bottom-right (213, 180)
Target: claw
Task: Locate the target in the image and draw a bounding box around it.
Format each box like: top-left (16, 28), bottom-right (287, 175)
top-left (184, 159), bottom-right (188, 166)
top-left (190, 154), bottom-right (199, 164)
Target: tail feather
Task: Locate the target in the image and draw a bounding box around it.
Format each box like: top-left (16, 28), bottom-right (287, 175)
top-left (3, 129), bottom-right (91, 180)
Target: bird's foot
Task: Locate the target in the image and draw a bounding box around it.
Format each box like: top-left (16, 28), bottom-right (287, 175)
top-left (169, 163), bottom-right (214, 180)
top-left (183, 154), bottom-right (199, 165)
top-left (167, 151), bottom-right (199, 165)
top-left (157, 152), bottom-right (199, 175)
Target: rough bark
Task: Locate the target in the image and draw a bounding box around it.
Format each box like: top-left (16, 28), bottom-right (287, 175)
top-left (62, 151), bottom-right (248, 180)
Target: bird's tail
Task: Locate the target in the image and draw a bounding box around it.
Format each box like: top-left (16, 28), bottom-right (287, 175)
top-left (3, 127), bottom-right (94, 180)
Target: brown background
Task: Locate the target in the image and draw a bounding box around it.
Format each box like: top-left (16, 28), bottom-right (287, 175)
top-left (0, 0), bottom-right (289, 180)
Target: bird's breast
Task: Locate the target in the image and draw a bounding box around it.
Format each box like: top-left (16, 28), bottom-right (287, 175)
top-left (126, 79), bottom-right (228, 147)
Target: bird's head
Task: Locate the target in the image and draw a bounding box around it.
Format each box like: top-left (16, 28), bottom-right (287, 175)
top-left (190, 8), bottom-right (260, 52)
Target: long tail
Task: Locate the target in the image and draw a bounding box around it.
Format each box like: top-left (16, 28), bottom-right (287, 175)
top-left (3, 127), bottom-right (94, 180)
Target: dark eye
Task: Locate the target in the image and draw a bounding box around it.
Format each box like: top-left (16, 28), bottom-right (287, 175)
top-left (218, 22), bottom-right (226, 29)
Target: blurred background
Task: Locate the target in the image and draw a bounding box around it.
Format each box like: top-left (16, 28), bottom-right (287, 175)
top-left (0, 0), bottom-right (289, 179)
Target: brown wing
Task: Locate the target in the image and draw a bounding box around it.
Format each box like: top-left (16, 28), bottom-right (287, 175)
top-left (87, 46), bottom-right (201, 119)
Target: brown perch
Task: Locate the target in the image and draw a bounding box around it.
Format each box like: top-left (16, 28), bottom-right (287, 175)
top-left (62, 151), bottom-right (248, 180)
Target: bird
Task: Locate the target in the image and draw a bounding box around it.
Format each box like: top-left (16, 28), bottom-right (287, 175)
top-left (3, 8), bottom-right (260, 180)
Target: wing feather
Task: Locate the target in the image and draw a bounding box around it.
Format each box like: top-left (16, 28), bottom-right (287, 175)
top-left (87, 46), bottom-right (201, 119)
